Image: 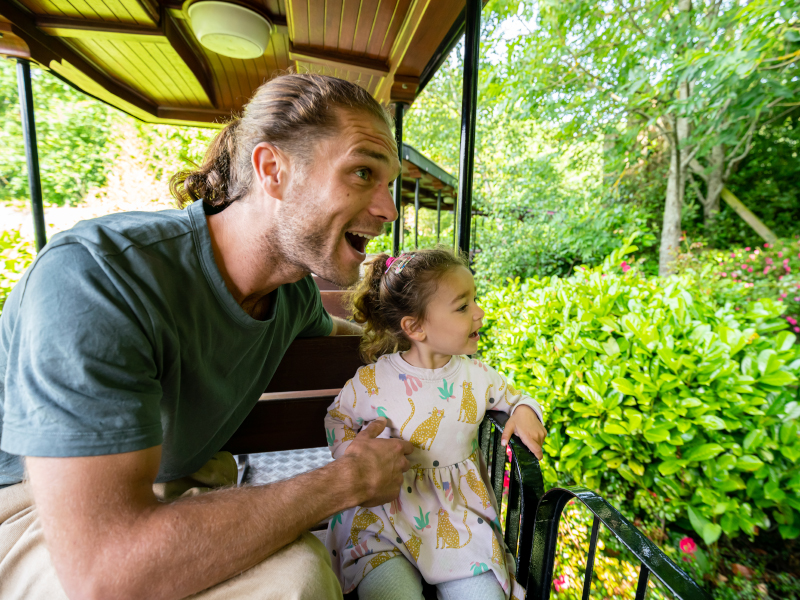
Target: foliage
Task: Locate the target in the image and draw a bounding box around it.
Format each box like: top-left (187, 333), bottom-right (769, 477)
top-left (479, 236), bottom-right (800, 547)
top-left (0, 58), bottom-right (121, 206)
top-left (493, 0), bottom-right (799, 270)
top-left (691, 117), bottom-right (800, 248)
top-left (403, 46), bottom-right (651, 283)
top-left (675, 238), bottom-right (800, 337)
top-left (0, 229), bottom-right (35, 313)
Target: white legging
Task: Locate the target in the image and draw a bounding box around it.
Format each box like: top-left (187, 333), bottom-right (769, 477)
top-left (357, 555), bottom-right (506, 600)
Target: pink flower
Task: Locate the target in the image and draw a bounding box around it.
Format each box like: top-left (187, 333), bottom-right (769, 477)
top-left (766, 258), bottom-right (774, 265)
top-left (741, 263), bottom-right (748, 269)
top-left (554, 575), bottom-right (568, 593)
top-left (745, 247), bottom-right (751, 251)
top-left (731, 252), bottom-right (736, 258)
top-left (621, 261), bottom-right (631, 273)
top-left (780, 276), bottom-right (784, 280)
top-left (732, 273), bottom-right (738, 279)
top-left (748, 267), bottom-right (754, 273)
top-left (680, 537), bottom-right (697, 554)
top-left (720, 272), bottom-right (727, 277)
top-left (765, 243), bottom-right (770, 248)
top-left (795, 327), bottom-right (800, 333)
top-left (763, 268), bottom-right (770, 274)
top-left (778, 252), bottom-right (784, 258)
top-left (795, 297), bottom-right (800, 302)
top-left (787, 317), bottom-right (797, 325)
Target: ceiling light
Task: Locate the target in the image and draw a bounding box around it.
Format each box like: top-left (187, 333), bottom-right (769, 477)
top-left (188, 2), bottom-right (272, 60)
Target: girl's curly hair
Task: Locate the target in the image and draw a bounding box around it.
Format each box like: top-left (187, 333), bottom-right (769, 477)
top-left (348, 246), bottom-right (469, 363)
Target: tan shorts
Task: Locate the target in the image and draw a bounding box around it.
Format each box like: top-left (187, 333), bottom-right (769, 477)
top-left (0, 482), bottom-right (343, 600)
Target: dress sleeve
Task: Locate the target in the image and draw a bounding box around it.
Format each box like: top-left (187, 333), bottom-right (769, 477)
top-left (324, 378), bottom-right (364, 459)
top-left (485, 363), bottom-right (544, 425)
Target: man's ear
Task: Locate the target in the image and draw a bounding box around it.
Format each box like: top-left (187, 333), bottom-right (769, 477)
top-left (400, 316), bottom-right (426, 343)
top-left (251, 142), bottom-right (289, 200)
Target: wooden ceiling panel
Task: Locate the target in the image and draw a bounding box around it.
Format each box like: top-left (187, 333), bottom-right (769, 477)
top-left (287, 0), bottom-right (309, 45)
top-left (349, 0), bottom-right (379, 55)
top-left (337, 0), bottom-right (359, 53)
top-left (368, 0), bottom-right (409, 59)
top-left (68, 37), bottom-right (211, 107)
top-left (18, 0), bottom-right (156, 24)
top-left (393, 1), bottom-right (463, 77)
top-left (2, 0), bottom-right (468, 126)
top-left (323, 0), bottom-right (342, 50)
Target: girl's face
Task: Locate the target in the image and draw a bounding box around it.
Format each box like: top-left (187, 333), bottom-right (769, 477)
top-left (417, 266), bottom-right (484, 356)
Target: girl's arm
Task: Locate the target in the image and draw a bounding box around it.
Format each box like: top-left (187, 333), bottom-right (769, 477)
top-left (483, 362), bottom-right (547, 459)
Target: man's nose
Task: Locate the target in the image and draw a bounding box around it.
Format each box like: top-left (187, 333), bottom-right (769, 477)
top-left (370, 183), bottom-right (399, 223)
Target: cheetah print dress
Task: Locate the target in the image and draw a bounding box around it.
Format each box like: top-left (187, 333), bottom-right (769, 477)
top-left (324, 353), bottom-right (543, 598)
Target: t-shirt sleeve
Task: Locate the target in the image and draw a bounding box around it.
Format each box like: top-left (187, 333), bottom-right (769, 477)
top-left (294, 276), bottom-right (333, 338)
top-left (1, 243), bottom-right (163, 458)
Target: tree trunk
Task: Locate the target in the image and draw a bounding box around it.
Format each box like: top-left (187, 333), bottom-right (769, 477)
top-left (659, 0), bottom-right (692, 276)
top-left (703, 144), bottom-right (724, 223)
top-left (659, 134), bottom-right (683, 276)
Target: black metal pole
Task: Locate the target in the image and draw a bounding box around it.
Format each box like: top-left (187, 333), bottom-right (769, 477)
top-left (436, 190), bottom-right (442, 243)
top-left (414, 178), bottom-right (420, 249)
top-left (392, 102), bottom-right (407, 257)
top-left (16, 59), bottom-right (46, 252)
top-left (456, 0), bottom-right (481, 255)
top-left (399, 203), bottom-right (405, 251)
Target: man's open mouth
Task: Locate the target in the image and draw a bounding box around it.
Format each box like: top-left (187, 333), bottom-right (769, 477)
top-left (344, 231), bottom-right (375, 255)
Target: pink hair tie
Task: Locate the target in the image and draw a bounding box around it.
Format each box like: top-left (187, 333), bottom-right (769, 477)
top-left (386, 256), bottom-right (396, 268)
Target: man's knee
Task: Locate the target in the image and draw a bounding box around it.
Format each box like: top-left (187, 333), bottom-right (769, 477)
top-left (191, 531), bottom-right (342, 600)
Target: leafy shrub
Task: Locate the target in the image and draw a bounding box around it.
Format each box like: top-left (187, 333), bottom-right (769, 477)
top-left (0, 58), bottom-right (120, 206)
top-left (675, 238), bottom-right (800, 337)
top-left (0, 229), bottom-right (35, 313)
top-left (479, 236), bottom-right (800, 546)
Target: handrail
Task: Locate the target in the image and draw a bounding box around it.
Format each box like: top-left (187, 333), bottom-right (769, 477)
top-left (479, 411), bottom-right (711, 600)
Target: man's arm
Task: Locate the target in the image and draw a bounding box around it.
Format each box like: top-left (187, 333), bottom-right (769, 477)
top-left (26, 419), bottom-right (411, 600)
top-left (329, 315), bottom-right (363, 335)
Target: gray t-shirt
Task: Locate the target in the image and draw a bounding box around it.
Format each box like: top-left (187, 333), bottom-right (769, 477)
top-left (0, 200), bottom-right (332, 486)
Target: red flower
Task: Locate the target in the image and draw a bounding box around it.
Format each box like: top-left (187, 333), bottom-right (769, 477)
top-left (679, 537), bottom-right (697, 554)
top-left (554, 575), bottom-right (568, 592)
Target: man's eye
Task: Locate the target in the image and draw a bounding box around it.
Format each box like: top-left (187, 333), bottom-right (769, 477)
top-left (356, 169), bottom-right (370, 180)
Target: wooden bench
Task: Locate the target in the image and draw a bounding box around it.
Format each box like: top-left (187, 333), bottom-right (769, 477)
top-left (224, 336), bottom-right (711, 600)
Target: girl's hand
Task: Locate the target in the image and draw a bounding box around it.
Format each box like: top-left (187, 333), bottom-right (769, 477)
top-left (501, 405), bottom-right (547, 460)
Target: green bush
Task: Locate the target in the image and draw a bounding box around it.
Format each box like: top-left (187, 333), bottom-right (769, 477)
top-left (675, 238), bottom-right (800, 336)
top-left (479, 235), bottom-right (800, 545)
top-left (0, 58), bottom-right (120, 206)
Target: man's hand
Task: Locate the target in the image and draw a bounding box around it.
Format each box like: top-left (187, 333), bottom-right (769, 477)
top-left (501, 405), bottom-right (547, 460)
top-left (342, 418), bottom-right (413, 507)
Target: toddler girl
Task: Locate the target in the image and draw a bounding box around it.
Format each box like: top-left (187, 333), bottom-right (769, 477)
top-left (324, 248), bottom-right (546, 600)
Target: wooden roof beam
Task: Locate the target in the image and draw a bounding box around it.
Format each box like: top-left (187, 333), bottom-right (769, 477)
top-left (289, 43), bottom-right (390, 78)
top-left (162, 13), bottom-right (217, 108)
top-left (35, 16), bottom-right (161, 40)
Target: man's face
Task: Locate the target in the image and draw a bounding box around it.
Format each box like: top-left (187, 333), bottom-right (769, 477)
top-left (274, 109), bottom-right (400, 286)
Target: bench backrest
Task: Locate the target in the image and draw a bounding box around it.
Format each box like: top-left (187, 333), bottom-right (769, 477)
top-left (222, 336), bottom-right (365, 455)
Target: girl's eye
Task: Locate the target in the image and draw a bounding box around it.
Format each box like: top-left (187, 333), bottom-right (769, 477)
top-left (458, 304), bottom-right (468, 312)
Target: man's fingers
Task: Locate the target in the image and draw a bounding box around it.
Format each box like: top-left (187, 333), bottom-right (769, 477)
top-left (399, 440), bottom-right (414, 455)
top-left (356, 417), bottom-right (387, 439)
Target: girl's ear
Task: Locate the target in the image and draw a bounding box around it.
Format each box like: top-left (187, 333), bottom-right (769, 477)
top-left (400, 315), bottom-right (426, 342)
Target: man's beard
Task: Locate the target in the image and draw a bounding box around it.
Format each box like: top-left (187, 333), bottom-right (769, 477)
top-left (271, 184), bottom-right (363, 288)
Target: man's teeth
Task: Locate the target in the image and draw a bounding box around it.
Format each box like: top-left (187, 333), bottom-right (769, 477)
top-left (348, 232), bottom-right (376, 240)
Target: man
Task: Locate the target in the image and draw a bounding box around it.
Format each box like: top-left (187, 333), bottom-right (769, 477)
top-left (0, 74), bottom-right (413, 599)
